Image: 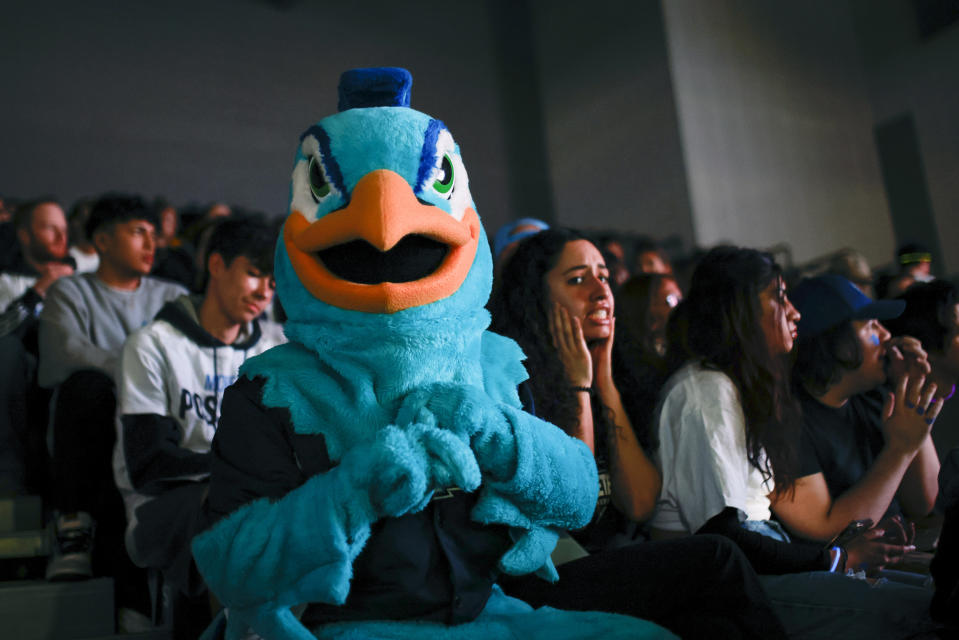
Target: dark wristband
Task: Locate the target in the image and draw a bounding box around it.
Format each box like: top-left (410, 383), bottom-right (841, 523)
top-left (21, 287), bottom-right (44, 308)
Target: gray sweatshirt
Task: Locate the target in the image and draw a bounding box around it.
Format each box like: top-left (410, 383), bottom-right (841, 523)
top-left (38, 272), bottom-right (187, 388)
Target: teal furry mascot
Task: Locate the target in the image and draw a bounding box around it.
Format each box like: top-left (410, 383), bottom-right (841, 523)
top-left (191, 68), bottom-right (671, 640)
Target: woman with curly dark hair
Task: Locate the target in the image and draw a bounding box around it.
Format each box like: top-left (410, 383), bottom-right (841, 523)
top-left (489, 227), bottom-right (660, 542)
top-left (651, 245), bottom-right (937, 639)
top-left (490, 228), bottom-right (788, 640)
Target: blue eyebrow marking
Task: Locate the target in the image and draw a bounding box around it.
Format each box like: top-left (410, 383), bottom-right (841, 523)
top-left (415, 119), bottom-right (445, 193)
top-left (299, 125), bottom-right (348, 199)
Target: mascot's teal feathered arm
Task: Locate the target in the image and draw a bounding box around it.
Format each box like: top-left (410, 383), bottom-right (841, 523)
top-left (398, 377), bottom-right (599, 578)
top-left (191, 352), bottom-right (598, 639)
top-left (192, 415), bottom-right (482, 640)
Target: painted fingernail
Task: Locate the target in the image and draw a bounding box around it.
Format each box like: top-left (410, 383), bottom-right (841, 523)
top-left (925, 418), bottom-right (935, 425)
top-left (916, 407), bottom-right (924, 415)
top-left (905, 401), bottom-right (915, 409)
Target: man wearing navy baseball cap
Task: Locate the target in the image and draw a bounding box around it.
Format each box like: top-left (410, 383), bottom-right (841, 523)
top-left (772, 274), bottom-right (944, 563)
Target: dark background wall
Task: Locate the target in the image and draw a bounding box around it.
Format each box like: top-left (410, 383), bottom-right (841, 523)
top-left (860, 0), bottom-right (959, 275)
top-left (3, 0), bottom-right (957, 274)
top-left (662, 0), bottom-right (894, 269)
top-left (530, 0), bottom-right (695, 250)
top-left (1, 0), bottom-right (513, 227)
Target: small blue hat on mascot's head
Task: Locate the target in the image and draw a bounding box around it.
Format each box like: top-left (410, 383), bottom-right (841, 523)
top-left (338, 67), bottom-right (413, 110)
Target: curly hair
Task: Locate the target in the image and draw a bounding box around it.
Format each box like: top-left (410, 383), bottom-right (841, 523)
top-left (668, 245), bottom-right (802, 494)
top-left (488, 228), bottom-right (654, 449)
top-left (489, 229), bottom-right (584, 434)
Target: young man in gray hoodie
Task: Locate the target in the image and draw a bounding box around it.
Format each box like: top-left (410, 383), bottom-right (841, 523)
top-left (39, 194), bottom-right (186, 627)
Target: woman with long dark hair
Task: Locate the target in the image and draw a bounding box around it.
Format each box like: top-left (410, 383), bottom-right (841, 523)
top-left (653, 246), bottom-right (803, 538)
top-left (651, 245), bottom-right (936, 639)
top-left (490, 228), bottom-right (787, 639)
top-left (490, 227), bottom-right (659, 538)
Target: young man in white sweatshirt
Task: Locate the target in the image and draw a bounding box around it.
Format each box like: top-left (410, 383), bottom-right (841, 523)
top-left (113, 216), bottom-right (284, 634)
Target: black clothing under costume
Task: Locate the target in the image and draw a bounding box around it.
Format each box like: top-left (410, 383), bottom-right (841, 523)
top-left (200, 375), bottom-right (513, 627)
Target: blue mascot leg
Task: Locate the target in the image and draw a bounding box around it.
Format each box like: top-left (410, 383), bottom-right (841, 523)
top-left (214, 606), bottom-right (315, 640)
top-left (312, 587), bottom-right (676, 639)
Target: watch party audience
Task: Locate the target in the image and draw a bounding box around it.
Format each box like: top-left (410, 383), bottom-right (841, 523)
top-left (2, 185), bottom-right (956, 639)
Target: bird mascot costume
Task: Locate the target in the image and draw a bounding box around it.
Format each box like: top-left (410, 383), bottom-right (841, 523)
top-left (191, 67), bottom-right (671, 640)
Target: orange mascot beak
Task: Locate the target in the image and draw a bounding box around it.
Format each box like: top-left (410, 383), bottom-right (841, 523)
top-left (284, 169), bottom-right (480, 314)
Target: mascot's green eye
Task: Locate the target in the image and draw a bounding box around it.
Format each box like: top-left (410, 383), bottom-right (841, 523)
top-left (432, 154), bottom-right (454, 195)
top-left (309, 156), bottom-right (331, 201)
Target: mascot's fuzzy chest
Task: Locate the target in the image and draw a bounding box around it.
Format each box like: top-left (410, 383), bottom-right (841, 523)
top-left (243, 326), bottom-right (493, 460)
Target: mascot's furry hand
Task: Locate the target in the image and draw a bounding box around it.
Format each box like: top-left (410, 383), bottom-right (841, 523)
top-left (344, 424), bottom-right (434, 519)
top-left (398, 383), bottom-right (592, 577)
top-left (201, 424), bottom-right (478, 640)
top-left (335, 419), bottom-right (482, 520)
top-left (401, 418), bottom-right (482, 496)
top-left (398, 384), bottom-right (515, 481)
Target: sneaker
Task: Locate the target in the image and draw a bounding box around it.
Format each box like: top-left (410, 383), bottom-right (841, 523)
top-left (45, 511), bottom-right (94, 581)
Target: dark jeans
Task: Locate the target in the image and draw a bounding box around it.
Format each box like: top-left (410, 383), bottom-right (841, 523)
top-left (131, 482), bottom-right (208, 597)
top-left (0, 334), bottom-right (50, 497)
top-left (52, 370), bottom-right (119, 516)
top-left (51, 369), bottom-right (149, 613)
top-left (500, 534), bottom-right (786, 640)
